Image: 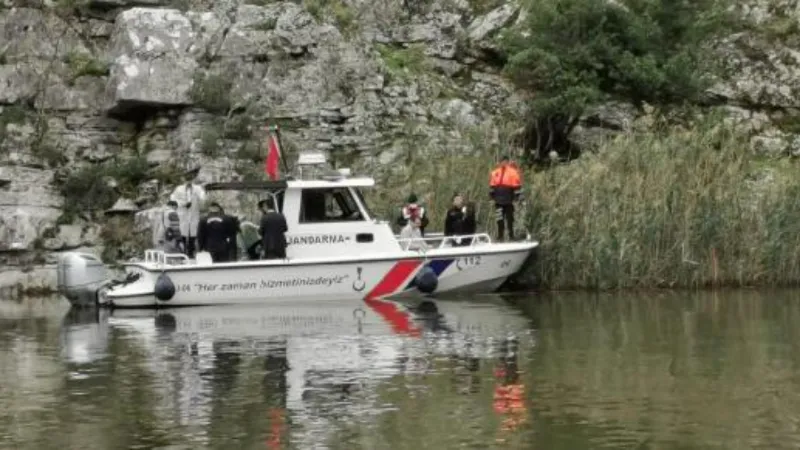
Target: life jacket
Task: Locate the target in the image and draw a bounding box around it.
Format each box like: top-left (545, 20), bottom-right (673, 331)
top-left (489, 163), bottom-right (522, 189)
top-left (163, 209), bottom-right (181, 241)
top-left (403, 203), bottom-right (425, 220)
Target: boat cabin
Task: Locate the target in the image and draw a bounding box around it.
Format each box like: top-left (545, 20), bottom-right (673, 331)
top-left (204, 151), bottom-right (402, 259)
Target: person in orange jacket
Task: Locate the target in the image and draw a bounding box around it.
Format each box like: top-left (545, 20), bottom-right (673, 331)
top-left (489, 155), bottom-right (523, 241)
top-left (492, 336), bottom-right (528, 436)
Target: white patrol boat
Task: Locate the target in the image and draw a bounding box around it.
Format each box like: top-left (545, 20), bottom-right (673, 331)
top-left (57, 151), bottom-right (538, 308)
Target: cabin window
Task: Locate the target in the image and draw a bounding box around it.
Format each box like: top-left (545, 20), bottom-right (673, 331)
top-left (299, 188), bottom-right (365, 223)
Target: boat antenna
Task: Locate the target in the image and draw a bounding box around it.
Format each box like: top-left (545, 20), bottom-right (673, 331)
top-left (269, 124), bottom-right (292, 176)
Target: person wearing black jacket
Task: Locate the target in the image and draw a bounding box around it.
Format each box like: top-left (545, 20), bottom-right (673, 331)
top-left (444, 194), bottom-right (476, 246)
top-left (197, 202), bottom-right (234, 262)
top-left (225, 214), bottom-right (241, 261)
top-left (258, 197), bottom-right (288, 260)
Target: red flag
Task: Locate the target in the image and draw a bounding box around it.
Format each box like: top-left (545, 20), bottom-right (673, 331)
top-left (265, 129), bottom-right (281, 180)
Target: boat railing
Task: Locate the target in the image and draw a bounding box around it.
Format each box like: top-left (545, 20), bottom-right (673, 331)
top-left (395, 233), bottom-right (493, 250)
top-left (143, 249), bottom-right (191, 266)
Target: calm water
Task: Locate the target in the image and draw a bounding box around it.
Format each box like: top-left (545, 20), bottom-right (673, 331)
top-left (2, 291), bottom-right (800, 450)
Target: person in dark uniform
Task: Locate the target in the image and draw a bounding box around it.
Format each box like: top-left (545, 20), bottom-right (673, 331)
top-left (444, 193), bottom-right (466, 244)
top-left (197, 202), bottom-right (233, 262)
top-left (225, 213), bottom-right (241, 261)
top-left (444, 193), bottom-right (477, 246)
top-left (462, 200), bottom-right (477, 244)
top-left (258, 197), bottom-right (288, 260)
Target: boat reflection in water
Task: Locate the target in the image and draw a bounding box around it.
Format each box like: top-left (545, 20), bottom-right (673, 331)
top-left (59, 296), bottom-right (533, 448)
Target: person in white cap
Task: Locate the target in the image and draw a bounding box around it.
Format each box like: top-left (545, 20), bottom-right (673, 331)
top-left (169, 167), bottom-right (206, 258)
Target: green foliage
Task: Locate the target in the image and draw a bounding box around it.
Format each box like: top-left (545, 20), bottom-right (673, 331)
top-left (303, 0), bottom-right (357, 34)
top-left (64, 51), bottom-right (110, 84)
top-left (377, 44), bottom-right (428, 82)
top-left (467, 0), bottom-right (504, 15)
top-left (0, 105), bottom-right (32, 147)
top-left (199, 125), bottom-right (222, 157)
top-left (234, 139), bottom-right (266, 181)
top-left (30, 140), bottom-right (67, 168)
top-left (189, 72), bottom-right (233, 114)
top-left (99, 216), bottom-right (150, 263)
top-left (224, 114), bottom-right (254, 140)
top-left (501, 0), bottom-right (739, 117)
top-left (52, 0), bottom-right (88, 16)
top-left (58, 157), bottom-right (183, 223)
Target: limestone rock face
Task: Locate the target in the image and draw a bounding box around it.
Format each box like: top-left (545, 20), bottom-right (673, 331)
top-left (105, 8), bottom-right (217, 113)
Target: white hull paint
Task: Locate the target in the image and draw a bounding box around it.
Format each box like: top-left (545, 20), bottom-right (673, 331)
top-left (101, 242), bottom-right (536, 308)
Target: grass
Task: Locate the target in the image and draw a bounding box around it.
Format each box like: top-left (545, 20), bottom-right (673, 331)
top-left (377, 44), bottom-right (429, 82)
top-left (64, 51), bottom-right (110, 84)
top-left (524, 117), bottom-right (800, 290)
top-left (303, 0), bottom-right (357, 33)
top-left (368, 113), bottom-right (800, 290)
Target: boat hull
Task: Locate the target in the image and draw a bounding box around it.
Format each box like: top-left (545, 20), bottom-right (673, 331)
top-left (97, 244), bottom-right (536, 308)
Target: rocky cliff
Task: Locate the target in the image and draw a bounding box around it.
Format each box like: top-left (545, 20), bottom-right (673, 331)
top-left (0, 0), bottom-right (798, 296)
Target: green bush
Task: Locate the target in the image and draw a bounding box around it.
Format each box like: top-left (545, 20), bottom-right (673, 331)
top-left (58, 157), bottom-right (183, 223)
top-left (189, 72), bottom-right (233, 114)
top-left (500, 0), bottom-right (740, 159)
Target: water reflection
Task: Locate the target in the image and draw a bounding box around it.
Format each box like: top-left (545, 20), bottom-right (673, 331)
top-left (7, 290), bottom-right (800, 449)
top-left (48, 296), bottom-right (533, 450)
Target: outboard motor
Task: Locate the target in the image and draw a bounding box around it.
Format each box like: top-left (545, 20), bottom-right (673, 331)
top-left (57, 252), bottom-right (109, 308)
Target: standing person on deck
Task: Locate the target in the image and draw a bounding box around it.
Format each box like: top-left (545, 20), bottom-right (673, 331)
top-left (197, 202), bottom-right (232, 263)
top-left (489, 156), bottom-right (523, 242)
top-left (258, 197), bottom-right (288, 260)
top-left (153, 200), bottom-right (184, 253)
top-left (396, 193), bottom-right (429, 237)
top-left (444, 193), bottom-right (477, 247)
top-left (169, 167), bottom-right (207, 258)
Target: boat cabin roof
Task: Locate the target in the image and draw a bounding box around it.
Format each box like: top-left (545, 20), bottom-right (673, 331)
top-left (204, 177), bottom-right (375, 192)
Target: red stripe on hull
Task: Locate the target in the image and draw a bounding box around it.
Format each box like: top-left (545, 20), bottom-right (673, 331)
top-left (365, 260), bottom-right (422, 300)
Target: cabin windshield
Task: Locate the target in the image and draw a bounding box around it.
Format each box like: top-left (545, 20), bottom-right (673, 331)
top-left (299, 187), bottom-right (366, 223)
top-left (352, 188), bottom-right (374, 220)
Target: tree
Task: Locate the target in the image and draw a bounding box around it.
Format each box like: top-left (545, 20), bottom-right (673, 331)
top-left (500, 0), bottom-right (739, 164)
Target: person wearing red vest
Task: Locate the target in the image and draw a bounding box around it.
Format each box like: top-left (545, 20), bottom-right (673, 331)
top-left (489, 155), bottom-right (523, 241)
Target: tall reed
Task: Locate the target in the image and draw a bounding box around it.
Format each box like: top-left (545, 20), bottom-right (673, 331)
top-left (528, 118), bottom-right (800, 289)
top-left (371, 115), bottom-right (800, 290)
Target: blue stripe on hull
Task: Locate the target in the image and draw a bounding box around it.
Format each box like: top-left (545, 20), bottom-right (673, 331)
top-left (404, 259), bottom-right (455, 290)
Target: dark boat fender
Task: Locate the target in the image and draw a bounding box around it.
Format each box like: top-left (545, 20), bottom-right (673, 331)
top-left (154, 273), bottom-right (176, 301)
top-left (415, 266), bottom-right (438, 294)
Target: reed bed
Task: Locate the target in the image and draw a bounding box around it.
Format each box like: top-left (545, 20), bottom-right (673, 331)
top-left (371, 117), bottom-right (800, 290)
